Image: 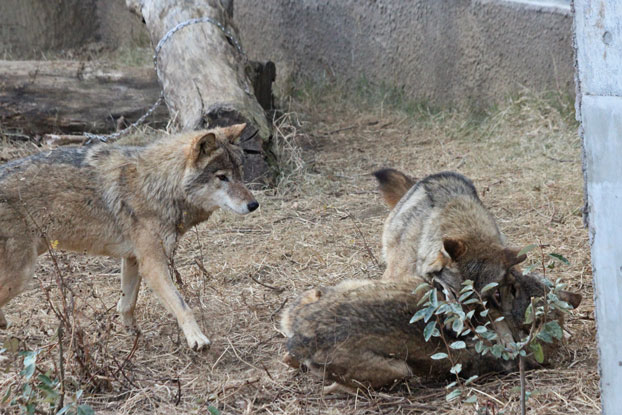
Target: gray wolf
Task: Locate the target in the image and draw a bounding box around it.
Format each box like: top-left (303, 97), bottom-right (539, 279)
top-left (0, 123), bottom-right (258, 350)
top-left (280, 272), bottom-right (581, 392)
top-left (373, 169), bottom-right (526, 299)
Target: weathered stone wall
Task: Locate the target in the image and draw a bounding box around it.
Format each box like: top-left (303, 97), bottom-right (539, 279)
top-left (234, 0), bottom-right (574, 106)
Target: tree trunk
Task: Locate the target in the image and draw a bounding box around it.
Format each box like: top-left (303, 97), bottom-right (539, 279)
top-left (0, 60), bottom-right (168, 135)
top-left (126, 0), bottom-right (273, 183)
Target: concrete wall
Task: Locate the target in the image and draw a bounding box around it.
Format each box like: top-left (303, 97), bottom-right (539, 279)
top-left (0, 0), bottom-right (574, 107)
top-left (234, 0), bottom-right (575, 106)
top-left (0, 0), bottom-right (147, 59)
top-left (574, 1), bottom-right (622, 412)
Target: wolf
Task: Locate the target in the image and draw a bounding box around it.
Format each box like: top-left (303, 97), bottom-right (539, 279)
top-left (280, 273), bottom-right (581, 392)
top-left (0, 123), bottom-right (258, 350)
top-left (373, 169), bottom-right (526, 300)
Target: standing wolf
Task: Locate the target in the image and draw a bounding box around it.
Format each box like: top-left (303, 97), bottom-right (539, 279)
top-left (0, 124), bottom-right (258, 350)
top-left (373, 169), bottom-right (526, 297)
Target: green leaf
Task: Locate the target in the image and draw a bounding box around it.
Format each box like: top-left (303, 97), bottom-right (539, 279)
top-left (458, 291), bottom-right (473, 302)
top-left (480, 309), bottom-right (489, 317)
top-left (491, 344), bottom-right (504, 358)
top-left (494, 316), bottom-right (504, 322)
top-left (413, 282), bottom-right (431, 296)
top-left (450, 341), bottom-right (466, 350)
top-left (21, 363), bottom-right (35, 380)
top-left (431, 352), bottom-right (448, 360)
top-left (37, 374), bottom-right (56, 387)
top-left (530, 342), bottom-right (544, 363)
top-left (423, 305), bottom-right (437, 323)
top-left (451, 318), bottom-right (464, 335)
top-left (1, 384), bottom-right (13, 403)
top-left (474, 341), bottom-right (484, 354)
top-left (536, 330), bottom-right (553, 344)
top-left (446, 388), bottom-right (462, 402)
top-left (466, 309), bottom-right (475, 319)
top-left (450, 363), bottom-right (462, 375)
top-left (463, 298), bottom-right (480, 305)
top-left (543, 321), bottom-right (563, 340)
top-left (459, 285), bottom-right (474, 295)
top-left (480, 330), bottom-right (499, 341)
top-left (464, 395), bottom-right (478, 404)
top-left (524, 303), bottom-right (534, 324)
top-left (549, 253), bottom-right (570, 265)
top-left (481, 282), bottom-right (499, 294)
top-left (208, 405), bottom-right (221, 415)
top-left (417, 290), bottom-right (432, 306)
top-left (77, 405), bottom-right (95, 415)
top-left (465, 375), bottom-right (478, 385)
top-left (518, 244), bottom-right (538, 258)
top-left (430, 288), bottom-right (439, 308)
top-left (410, 308), bottom-right (428, 324)
top-left (523, 264), bottom-right (537, 274)
top-left (435, 303), bottom-right (452, 315)
top-left (423, 321), bottom-right (437, 342)
top-left (446, 381), bottom-right (457, 389)
top-left (475, 325), bottom-right (488, 334)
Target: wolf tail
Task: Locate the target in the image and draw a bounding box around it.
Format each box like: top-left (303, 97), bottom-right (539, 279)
top-left (372, 168), bottom-right (416, 209)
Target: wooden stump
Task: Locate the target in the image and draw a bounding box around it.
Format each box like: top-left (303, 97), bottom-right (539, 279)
top-left (126, 0), bottom-right (274, 183)
top-left (0, 60), bottom-right (168, 135)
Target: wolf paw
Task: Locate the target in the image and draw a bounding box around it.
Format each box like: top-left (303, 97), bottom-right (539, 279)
top-left (323, 382), bottom-right (357, 395)
top-left (187, 333), bottom-right (211, 351)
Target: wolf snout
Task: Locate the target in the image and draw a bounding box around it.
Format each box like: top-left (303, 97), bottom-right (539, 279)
top-left (247, 201), bottom-right (259, 212)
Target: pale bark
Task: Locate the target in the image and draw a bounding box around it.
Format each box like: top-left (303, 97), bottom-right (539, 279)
top-left (126, 0), bottom-right (273, 182)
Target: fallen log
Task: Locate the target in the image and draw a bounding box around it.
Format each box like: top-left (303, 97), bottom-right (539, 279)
top-left (0, 60), bottom-right (169, 135)
top-left (126, 0), bottom-right (274, 182)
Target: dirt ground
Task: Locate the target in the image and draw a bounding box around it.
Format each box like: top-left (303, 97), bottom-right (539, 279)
top-left (0, 86), bottom-right (599, 414)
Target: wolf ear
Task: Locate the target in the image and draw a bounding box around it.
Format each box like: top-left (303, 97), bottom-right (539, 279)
top-left (189, 131), bottom-right (217, 164)
top-left (372, 168), bottom-right (416, 209)
top-left (442, 238), bottom-right (467, 261)
top-left (425, 238), bottom-right (466, 274)
top-left (222, 123), bottom-right (247, 145)
top-left (558, 291), bottom-right (582, 309)
top-left (503, 248), bottom-right (527, 267)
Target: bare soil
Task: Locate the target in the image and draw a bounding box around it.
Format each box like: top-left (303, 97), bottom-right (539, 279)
top-left (0, 88), bottom-right (599, 414)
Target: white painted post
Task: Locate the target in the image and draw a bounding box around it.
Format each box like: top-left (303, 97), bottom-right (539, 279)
top-left (574, 1), bottom-right (622, 413)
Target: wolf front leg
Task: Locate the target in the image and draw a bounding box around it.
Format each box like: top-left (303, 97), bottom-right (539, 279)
top-left (135, 241), bottom-right (210, 351)
top-left (117, 257), bottom-right (142, 332)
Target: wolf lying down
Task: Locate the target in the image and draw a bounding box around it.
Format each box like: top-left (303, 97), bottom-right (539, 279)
top-left (281, 271), bottom-right (581, 392)
top-left (281, 169), bottom-right (581, 392)
top-left (0, 124), bottom-right (258, 350)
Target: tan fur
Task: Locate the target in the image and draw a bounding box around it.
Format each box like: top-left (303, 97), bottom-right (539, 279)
top-left (374, 170), bottom-right (526, 299)
top-left (281, 272), bottom-right (581, 391)
top-left (0, 124), bottom-right (258, 350)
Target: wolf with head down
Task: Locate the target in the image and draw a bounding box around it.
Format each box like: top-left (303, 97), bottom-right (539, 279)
top-left (0, 124), bottom-right (258, 351)
top-left (374, 169), bottom-right (526, 301)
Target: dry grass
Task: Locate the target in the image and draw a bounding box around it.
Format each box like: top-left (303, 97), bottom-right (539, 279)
top-left (0, 84), bottom-right (598, 414)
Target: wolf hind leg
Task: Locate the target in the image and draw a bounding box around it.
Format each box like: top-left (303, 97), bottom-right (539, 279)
top-left (340, 351), bottom-right (413, 390)
top-left (0, 237), bottom-right (38, 330)
top-left (116, 257), bottom-right (142, 333)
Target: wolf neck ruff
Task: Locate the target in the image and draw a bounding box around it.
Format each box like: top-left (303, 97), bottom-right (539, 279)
top-left (84, 16), bottom-right (245, 144)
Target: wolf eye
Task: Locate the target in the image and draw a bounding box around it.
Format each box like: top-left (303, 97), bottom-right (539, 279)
top-left (216, 174), bottom-right (229, 182)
